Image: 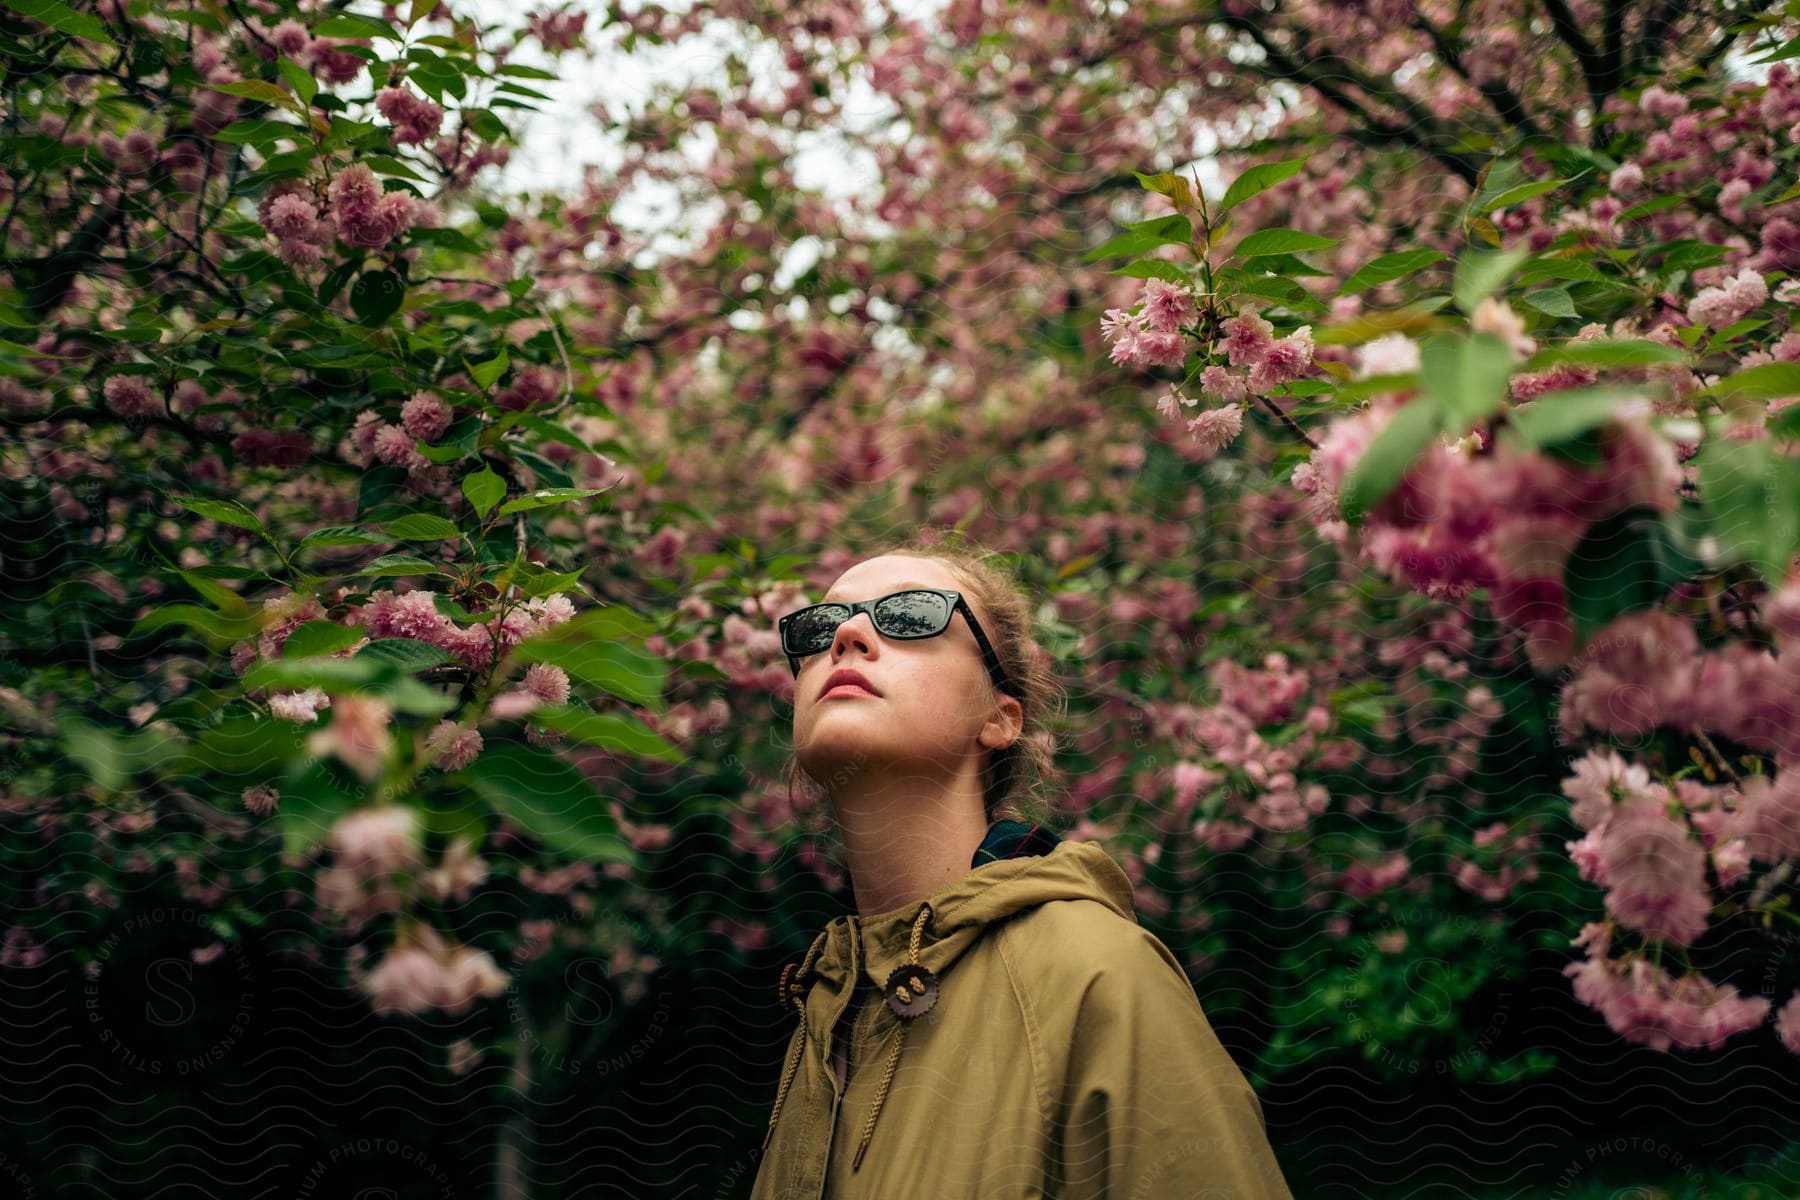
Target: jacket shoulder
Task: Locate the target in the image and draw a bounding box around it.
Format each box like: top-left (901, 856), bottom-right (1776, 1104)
top-left (997, 898), bottom-right (1190, 983)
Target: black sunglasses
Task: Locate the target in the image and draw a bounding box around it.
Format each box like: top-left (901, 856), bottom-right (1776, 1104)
top-left (778, 587), bottom-right (1018, 697)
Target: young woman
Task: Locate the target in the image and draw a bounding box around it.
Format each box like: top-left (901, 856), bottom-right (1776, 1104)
top-left (749, 537), bottom-right (1295, 1200)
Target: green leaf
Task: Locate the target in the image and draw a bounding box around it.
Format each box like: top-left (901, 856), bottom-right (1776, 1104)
top-left (1420, 332), bottom-right (1513, 431)
top-left (351, 269), bottom-right (405, 326)
top-left (356, 553), bottom-right (441, 576)
top-left (1504, 387), bottom-right (1649, 450)
top-left (278, 55), bottom-right (317, 105)
top-left (1, 0), bottom-right (116, 44)
top-left (311, 11), bottom-right (401, 39)
top-left (211, 118), bottom-right (302, 147)
top-left (462, 466), bottom-right (505, 519)
top-left (1698, 437), bottom-right (1800, 585)
top-left (298, 524), bottom-right (385, 549)
top-left (461, 741), bottom-right (637, 865)
top-left (59, 716), bottom-right (178, 789)
top-left (1339, 399), bottom-right (1442, 525)
top-left (206, 79), bottom-right (297, 107)
top-left (128, 604), bottom-right (261, 643)
top-left (1521, 339), bottom-right (1685, 370)
top-left (1220, 157), bottom-right (1308, 212)
top-left (382, 513), bottom-right (462, 540)
top-left (1131, 170), bottom-right (1197, 210)
top-left (1113, 259), bottom-right (1189, 283)
top-left (1563, 507), bottom-right (1704, 645)
top-left (1338, 249), bottom-right (1446, 295)
top-left (1452, 247), bottom-right (1533, 316)
top-left (176, 568), bottom-right (249, 615)
top-left (531, 705), bottom-right (684, 763)
top-left (468, 350), bottom-right (509, 390)
top-left (1479, 177), bottom-right (1570, 214)
top-left (513, 612), bottom-right (668, 706)
top-left (1520, 287), bottom-right (1578, 320)
top-left (1699, 362), bottom-right (1800, 403)
top-left (1081, 214), bottom-right (1192, 263)
top-left (409, 0), bottom-right (441, 27)
top-left (1235, 228), bottom-right (1341, 257)
top-left (356, 637), bottom-right (452, 671)
top-left (282, 619), bottom-right (364, 659)
top-left (497, 487), bottom-right (607, 514)
top-left (171, 496), bottom-right (272, 540)
top-left (359, 154), bottom-right (429, 181)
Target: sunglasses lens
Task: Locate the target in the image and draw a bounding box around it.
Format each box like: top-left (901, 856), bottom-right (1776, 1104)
top-left (873, 590), bottom-right (951, 637)
top-left (786, 603), bottom-right (851, 655)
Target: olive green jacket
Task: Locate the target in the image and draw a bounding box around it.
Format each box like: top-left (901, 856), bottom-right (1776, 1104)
top-left (749, 834), bottom-right (1296, 1199)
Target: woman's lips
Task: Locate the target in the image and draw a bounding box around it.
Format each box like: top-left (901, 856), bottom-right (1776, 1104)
top-left (821, 684), bottom-right (879, 699)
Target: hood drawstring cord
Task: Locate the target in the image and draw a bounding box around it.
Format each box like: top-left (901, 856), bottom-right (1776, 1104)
top-left (761, 927), bottom-right (830, 1153)
top-left (853, 901), bottom-right (939, 1172)
top-left (760, 903), bottom-right (941, 1174)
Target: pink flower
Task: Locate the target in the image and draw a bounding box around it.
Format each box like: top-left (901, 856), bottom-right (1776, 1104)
top-left (241, 785), bottom-right (279, 816)
top-left (269, 687), bottom-right (330, 723)
top-left (1777, 992), bottom-right (1800, 1055)
top-left (401, 391), bottom-right (452, 441)
top-left (328, 162), bottom-right (413, 249)
top-left (420, 834), bottom-right (489, 904)
top-left (424, 719), bottom-right (483, 772)
top-left (1199, 364), bottom-right (1249, 401)
top-left (103, 375), bottom-right (158, 418)
top-left (1138, 279), bottom-right (1197, 333)
top-left (1597, 796), bottom-right (1712, 945)
top-left (1729, 770), bottom-right (1800, 863)
top-left (1686, 266), bottom-right (1768, 329)
top-left (307, 694), bottom-right (395, 781)
top-left (372, 422), bottom-right (430, 472)
top-left (521, 662), bottom-right (571, 705)
top-left (1558, 609), bottom-right (1701, 743)
top-left (1356, 333), bottom-right (1420, 378)
top-left (375, 86), bottom-right (445, 146)
top-left (1560, 748), bottom-right (1653, 831)
top-left (1248, 325), bottom-right (1315, 392)
top-left (328, 804), bottom-right (421, 877)
top-left (1219, 312), bottom-right (1274, 368)
top-left (1186, 404), bottom-right (1245, 457)
top-left (1099, 307), bottom-right (1139, 342)
top-left (1563, 923), bottom-right (1771, 1052)
top-left (1609, 162), bottom-right (1645, 195)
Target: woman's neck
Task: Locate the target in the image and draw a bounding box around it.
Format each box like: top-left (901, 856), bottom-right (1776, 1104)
top-left (832, 786), bottom-right (991, 918)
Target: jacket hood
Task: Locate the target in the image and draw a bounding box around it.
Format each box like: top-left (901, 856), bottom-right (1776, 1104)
top-left (761, 820), bottom-right (1137, 1172)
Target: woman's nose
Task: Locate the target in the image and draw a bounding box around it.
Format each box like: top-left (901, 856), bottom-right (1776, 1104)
top-left (830, 612), bottom-right (878, 658)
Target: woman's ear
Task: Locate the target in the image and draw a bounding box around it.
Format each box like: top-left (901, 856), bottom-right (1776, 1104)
top-left (979, 694), bottom-right (1024, 752)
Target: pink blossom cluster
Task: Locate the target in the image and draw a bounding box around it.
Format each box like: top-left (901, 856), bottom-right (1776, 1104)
top-left (1557, 607), bottom-right (1800, 763)
top-left (1686, 266), bottom-right (1767, 329)
top-left (424, 719), bottom-right (484, 771)
top-left (375, 86), bottom-right (444, 146)
top-left (315, 804), bottom-right (421, 924)
top-left (354, 587), bottom-right (577, 672)
top-left (401, 391), bottom-right (453, 441)
top-left (526, 7), bottom-right (589, 53)
top-left (357, 923), bottom-right (508, 1016)
top-left (96, 128), bottom-right (157, 175)
top-left (102, 375), bottom-right (159, 419)
top-left (252, 20), bottom-right (368, 85)
top-left (1294, 387), bottom-right (1679, 669)
top-left (307, 693), bottom-right (395, 781)
top-left (488, 662), bottom-right (573, 720)
top-left (1213, 311), bottom-right (1316, 395)
top-left (327, 162), bottom-right (418, 250)
top-left (257, 180), bottom-right (336, 269)
top-left (1559, 749), bottom-right (1714, 945)
top-left (1562, 921), bottom-right (1769, 1052)
top-left (1099, 279), bottom-right (1195, 369)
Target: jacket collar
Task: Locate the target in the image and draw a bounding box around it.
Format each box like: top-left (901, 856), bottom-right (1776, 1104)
top-left (762, 819), bottom-right (1130, 1174)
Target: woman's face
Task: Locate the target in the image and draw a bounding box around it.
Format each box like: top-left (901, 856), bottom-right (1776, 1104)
top-left (789, 554), bottom-right (1018, 797)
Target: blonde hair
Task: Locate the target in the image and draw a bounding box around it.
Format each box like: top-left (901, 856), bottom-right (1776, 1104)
top-left (783, 530), bottom-right (1069, 831)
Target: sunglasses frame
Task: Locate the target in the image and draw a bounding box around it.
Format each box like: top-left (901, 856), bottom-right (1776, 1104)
top-left (778, 587), bottom-right (1019, 697)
